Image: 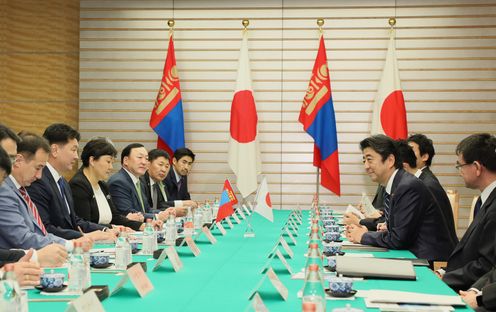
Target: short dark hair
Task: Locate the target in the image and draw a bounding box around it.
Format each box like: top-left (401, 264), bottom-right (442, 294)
top-left (0, 124), bottom-right (21, 144)
top-left (43, 123), bottom-right (80, 145)
top-left (396, 140), bottom-right (417, 169)
top-left (148, 149), bottom-right (170, 162)
top-left (17, 134), bottom-right (50, 161)
top-left (456, 133), bottom-right (496, 173)
top-left (121, 143), bottom-right (145, 164)
top-left (407, 134), bottom-right (435, 167)
top-left (0, 146), bottom-right (12, 176)
top-left (81, 138), bottom-right (117, 168)
top-left (173, 147), bottom-right (195, 162)
top-left (359, 135), bottom-right (402, 169)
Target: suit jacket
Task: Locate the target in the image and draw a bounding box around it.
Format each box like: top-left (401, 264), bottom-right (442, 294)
top-left (69, 170), bottom-right (143, 231)
top-left (0, 249), bottom-right (24, 267)
top-left (107, 168), bottom-right (162, 220)
top-left (164, 167), bottom-right (191, 201)
top-left (0, 177), bottom-right (66, 250)
top-left (360, 185), bottom-right (386, 231)
top-left (419, 167), bottom-right (458, 245)
top-left (140, 172), bottom-right (173, 210)
top-left (471, 269), bottom-right (496, 311)
top-left (27, 166), bottom-right (106, 240)
top-left (443, 186), bottom-right (496, 292)
top-left (361, 169), bottom-right (456, 261)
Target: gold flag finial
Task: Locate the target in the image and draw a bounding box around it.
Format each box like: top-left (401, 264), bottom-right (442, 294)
top-left (388, 17), bottom-right (396, 27)
top-left (317, 19), bottom-right (324, 33)
top-left (168, 19), bottom-right (175, 28)
top-left (242, 19), bottom-right (249, 30)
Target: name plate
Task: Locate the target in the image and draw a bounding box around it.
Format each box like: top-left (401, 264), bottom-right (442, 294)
top-left (202, 226), bottom-right (217, 244)
top-left (216, 222), bottom-right (227, 235)
top-left (65, 290), bottom-right (104, 312)
top-left (278, 236), bottom-right (294, 259)
top-left (231, 213), bottom-right (241, 224)
top-left (248, 267), bottom-right (288, 301)
top-left (224, 218), bottom-right (234, 229)
top-left (110, 263), bottom-right (154, 298)
top-left (152, 246), bottom-right (183, 272)
top-left (185, 237), bottom-right (201, 257)
top-left (237, 208), bottom-right (246, 219)
top-left (275, 249), bottom-right (293, 275)
top-left (250, 292), bottom-right (268, 312)
top-left (284, 227), bottom-right (297, 245)
top-left (127, 262), bottom-right (154, 298)
top-left (242, 204), bottom-right (252, 215)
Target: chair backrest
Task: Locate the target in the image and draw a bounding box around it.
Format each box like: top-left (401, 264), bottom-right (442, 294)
top-left (446, 190), bottom-right (459, 231)
top-left (468, 195), bottom-right (479, 225)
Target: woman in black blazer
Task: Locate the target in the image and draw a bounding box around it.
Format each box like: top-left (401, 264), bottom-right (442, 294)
top-left (69, 138), bottom-right (145, 231)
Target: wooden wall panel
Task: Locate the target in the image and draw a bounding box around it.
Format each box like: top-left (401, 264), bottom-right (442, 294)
top-left (79, 0), bottom-right (496, 236)
top-left (0, 0), bottom-right (79, 134)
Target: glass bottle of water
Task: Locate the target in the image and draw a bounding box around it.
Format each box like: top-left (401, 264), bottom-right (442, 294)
top-left (213, 198), bottom-right (220, 217)
top-left (165, 213), bottom-right (177, 246)
top-left (142, 219), bottom-right (157, 255)
top-left (83, 245), bottom-right (91, 289)
top-left (194, 208), bottom-right (203, 232)
top-left (68, 241), bottom-right (85, 292)
top-left (0, 264), bottom-right (22, 312)
top-left (184, 207), bottom-right (194, 236)
top-left (302, 264), bottom-right (326, 312)
top-left (204, 201), bottom-right (213, 223)
top-left (115, 229), bottom-right (131, 269)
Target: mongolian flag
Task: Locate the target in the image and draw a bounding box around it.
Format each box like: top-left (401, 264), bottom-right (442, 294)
top-left (299, 35), bottom-right (341, 196)
top-left (149, 33), bottom-right (185, 158)
top-left (216, 179), bottom-right (239, 222)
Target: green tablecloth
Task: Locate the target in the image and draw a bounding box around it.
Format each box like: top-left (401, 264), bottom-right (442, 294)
top-left (27, 210), bottom-right (473, 311)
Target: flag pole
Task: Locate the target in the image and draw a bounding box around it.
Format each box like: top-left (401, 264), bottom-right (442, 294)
top-left (240, 18), bottom-right (256, 238)
top-left (313, 18), bottom-right (325, 207)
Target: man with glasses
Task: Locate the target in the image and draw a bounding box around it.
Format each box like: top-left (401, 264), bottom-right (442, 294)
top-left (440, 133), bottom-right (496, 292)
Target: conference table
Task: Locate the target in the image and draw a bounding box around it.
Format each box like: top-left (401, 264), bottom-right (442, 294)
top-left (27, 210), bottom-right (473, 311)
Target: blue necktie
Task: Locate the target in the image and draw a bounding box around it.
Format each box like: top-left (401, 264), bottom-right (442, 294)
top-left (383, 191), bottom-right (391, 224)
top-left (473, 196), bottom-right (482, 219)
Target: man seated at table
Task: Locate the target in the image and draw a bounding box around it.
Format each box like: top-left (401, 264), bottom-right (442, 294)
top-left (164, 147), bottom-right (198, 207)
top-left (141, 148), bottom-right (195, 217)
top-left (0, 143), bottom-right (68, 269)
top-left (439, 133), bottom-right (496, 292)
top-left (108, 143), bottom-right (173, 222)
top-left (345, 135), bottom-right (455, 263)
top-left (0, 132), bottom-right (88, 261)
top-left (407, 133), bottom-right (457, 244)
top-left (27, 124), bottom-right (115, 241)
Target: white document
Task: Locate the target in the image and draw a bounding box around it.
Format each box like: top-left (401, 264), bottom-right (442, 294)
top-left (361, 192), bottom-right (377, 216)
top-left (346, 204), bottom-right (365, 219)
top-left (366, 290), bottom-right (465, 306)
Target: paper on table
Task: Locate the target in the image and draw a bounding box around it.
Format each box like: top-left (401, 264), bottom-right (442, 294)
top-left (366, 290), bottom-right (465, 306)
top-left (346, 204), bottom-right (365, 219)
top-left (361, 192), bottom-right (377, 217)
top-left (364, 298), bottom-right (455, 311)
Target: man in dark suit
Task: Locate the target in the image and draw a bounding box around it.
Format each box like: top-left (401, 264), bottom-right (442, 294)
top-left (141, 149), bottom-right (192, 217)
top-left (164, 147), bottom-right (197, 205)
top-left (27, 124), bottom-right (115, 241)
top-left (346, 135), bottom-right (455, 262)
top-left (108, 143), bottom-right (171, 222)
top-left (408, 134), bottom-right (457, 242)
top-left (440, 133), bottom-right (496, 292)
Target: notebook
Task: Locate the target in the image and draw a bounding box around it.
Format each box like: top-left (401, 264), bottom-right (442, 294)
top-left (336, 257), bottom-right (416, 280)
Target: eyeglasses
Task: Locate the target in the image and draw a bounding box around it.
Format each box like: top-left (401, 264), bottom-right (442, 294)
top-left (455, 162), bottom-right (473, 170)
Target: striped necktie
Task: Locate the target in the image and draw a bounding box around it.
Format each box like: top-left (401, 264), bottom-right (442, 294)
top-left (383, 191), bottom-right (391, 224)
top-left (19, 187), bottom-right (48, 235)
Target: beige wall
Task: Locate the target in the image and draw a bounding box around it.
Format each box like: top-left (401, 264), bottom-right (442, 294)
top-left (0, 0), bottom-right (79, 134)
